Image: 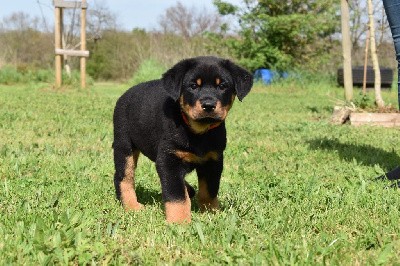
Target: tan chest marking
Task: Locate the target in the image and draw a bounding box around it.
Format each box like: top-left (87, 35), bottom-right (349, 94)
top-left (174, 150), bottom-right (219, 164)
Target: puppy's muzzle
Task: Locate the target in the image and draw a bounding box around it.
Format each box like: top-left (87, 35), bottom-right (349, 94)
top-left (201, 100), bottom-right (217, 113)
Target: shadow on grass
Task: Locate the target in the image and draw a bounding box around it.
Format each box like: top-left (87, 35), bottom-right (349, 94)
top-left (307, 137), bottom-right (400, 170)
top-left (136, 186), bottom-right (162, 206)
top-left (136, 185), bottom-right (207, 213)
top-left (121, 184), bottom-right (227, 213)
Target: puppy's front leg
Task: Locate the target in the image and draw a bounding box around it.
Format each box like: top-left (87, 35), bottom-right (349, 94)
top-left (156, 155), bottom-right (191, 223)
top-left (196, 158), bottom-right (223, 212)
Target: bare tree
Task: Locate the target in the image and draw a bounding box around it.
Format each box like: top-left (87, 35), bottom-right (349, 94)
top-left (368, 0), bottom-right (384, 107)
top-left (0, 12), bottom-right (41, 31)
top-left (349, 0), bottom-right (367, 51)
top-left (0, 12), bottom-right (52, 67)
top-left (87, 0), bottom-right (117, 39)
top-left (341, 0), bottom-right (353, 101)
top-left (375, 3), bottom-right (390, 47)
top-left (349, 0), bottom-right (390, 52)
top-left (158, 2), bottom-right (222, 39)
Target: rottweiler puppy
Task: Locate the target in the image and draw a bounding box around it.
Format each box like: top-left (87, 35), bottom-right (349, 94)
top-left (113, 56), bottom-right (253, 223)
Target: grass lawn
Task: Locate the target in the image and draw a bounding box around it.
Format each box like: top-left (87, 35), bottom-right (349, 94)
top-left (1, 80), bottom-right (400, 264)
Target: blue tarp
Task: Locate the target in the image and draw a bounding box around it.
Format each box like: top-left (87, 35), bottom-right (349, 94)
top-left (254, 69), bottom-right (274, 84)
top-left (254, 69), bottom-right (288, 85)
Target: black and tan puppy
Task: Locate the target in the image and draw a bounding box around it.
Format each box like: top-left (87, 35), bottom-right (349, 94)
top-left (113, 56), bottom-right (252, 223)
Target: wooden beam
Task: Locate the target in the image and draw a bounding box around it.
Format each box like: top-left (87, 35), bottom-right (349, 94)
top-left (55, 48), bottom-right (89, 57)
top-left (350, 113), bottom-right (400, 127)
top-left (53, 0), bottom-right (88, 9)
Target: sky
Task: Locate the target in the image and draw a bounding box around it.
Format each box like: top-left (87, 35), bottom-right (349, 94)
top-left (0, 0), bottom-right (243, 31)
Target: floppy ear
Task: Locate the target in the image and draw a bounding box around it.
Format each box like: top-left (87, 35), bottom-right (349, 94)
top-left (162, 58), bottom-right (196, 101)
top-left (222, 60), bottom-right (253, 101)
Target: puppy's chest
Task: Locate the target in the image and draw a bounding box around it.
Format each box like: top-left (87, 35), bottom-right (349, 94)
top-left (174, 149), bottom-right (220, 164)
top-left (174, 138), bottom-right (221, 165)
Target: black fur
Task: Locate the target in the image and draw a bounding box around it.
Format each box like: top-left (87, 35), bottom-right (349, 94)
top-left (113, 56), bottom-right (252, 213)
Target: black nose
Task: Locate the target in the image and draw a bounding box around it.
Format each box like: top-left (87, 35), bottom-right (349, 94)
top-left (201, 101), bottom-right (216, 112)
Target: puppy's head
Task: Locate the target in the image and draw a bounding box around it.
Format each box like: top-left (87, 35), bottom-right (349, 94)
top-left (163, 56), bottom-right (253, 134)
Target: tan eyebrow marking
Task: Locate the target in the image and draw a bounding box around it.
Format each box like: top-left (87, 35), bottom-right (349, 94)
top-left (216, 78), bottom-right (221, 85)
top-left (196, 78), bottom-right (202, 86)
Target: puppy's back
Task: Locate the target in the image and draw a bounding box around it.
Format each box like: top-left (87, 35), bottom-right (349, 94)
top-left (113, 79), bottom-right (177, 161)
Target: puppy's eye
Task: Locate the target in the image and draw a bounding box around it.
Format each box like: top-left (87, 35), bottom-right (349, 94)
top-left (190, 83), bottom-right (198, 90)
top-left (218, 83), bottom-right (227, 90)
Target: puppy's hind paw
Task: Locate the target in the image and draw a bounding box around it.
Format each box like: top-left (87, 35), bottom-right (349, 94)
top-left (185, 181), bottom-right (196, 199)
top-left (376, 166), bottom-right (400, 181)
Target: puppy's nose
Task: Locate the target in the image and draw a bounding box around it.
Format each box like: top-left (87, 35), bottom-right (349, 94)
top-left (201, 101), bottom-right (216, 112)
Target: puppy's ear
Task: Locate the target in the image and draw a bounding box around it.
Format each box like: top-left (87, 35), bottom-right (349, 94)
top-left (222, 60), bottom-right (253, 101)
top-left (162, 58), bottom-right (196, 101)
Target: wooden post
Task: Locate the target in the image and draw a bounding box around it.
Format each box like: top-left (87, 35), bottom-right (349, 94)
top-left (341, 0), bottom-right (353, 101)
top-left (54, 0), bottom-right (89, 88)
top-left (80, 0), bottom-right (87, 88)
top-left (55, 6), bottom-right (63, 88)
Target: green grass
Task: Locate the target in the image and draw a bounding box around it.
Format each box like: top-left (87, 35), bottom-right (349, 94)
top-left (1, 81), bottom-right (400, 264)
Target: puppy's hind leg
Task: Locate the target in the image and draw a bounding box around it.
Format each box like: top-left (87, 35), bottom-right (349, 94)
top-left (114, 147), bottom-right (143, 211)
top-left (185, 181), bottom-right (196, 199)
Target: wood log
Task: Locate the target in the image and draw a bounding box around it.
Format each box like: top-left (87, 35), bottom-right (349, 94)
top-left (350, 113), bottom-right (400, 127)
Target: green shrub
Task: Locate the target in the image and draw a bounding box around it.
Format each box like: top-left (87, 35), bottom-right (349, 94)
top-left (259, 69), bottom-right (337, 89)
top-left (32, 69), bottom-right (54, 83)
top-left (353, 91), bottom-right (374, 109)
top-left (286, 70), bottom-right (336, 85)
top-left (0, 66), bottom-right (54, 84)
top-left (0, 66), bottom-right (93, 87)
top-left (61, 71), bottom-right (94, 87)
top-left (129, 59), bottom-right (166, 86)
top-left (214, 0), bottom-right (339, 72)
top-left (0, 66), bottom-right (25, 84)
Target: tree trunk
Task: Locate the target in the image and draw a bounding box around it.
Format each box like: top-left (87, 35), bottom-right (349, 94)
top-left (368, 0), bottom-right (385, 107)
top-left (341, 0), bottom-right (353, 101)
top-left (363, 31), bottom-right (369, 95)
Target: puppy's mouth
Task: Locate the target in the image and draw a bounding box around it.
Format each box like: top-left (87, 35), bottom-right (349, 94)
top-left (195, 116), bottom-right (224, 124)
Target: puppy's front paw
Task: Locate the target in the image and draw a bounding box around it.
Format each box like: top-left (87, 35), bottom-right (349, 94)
top-left (123, 200), bottom-right (144, 211)
top-left (165, 201), bottom-right (191, 223)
